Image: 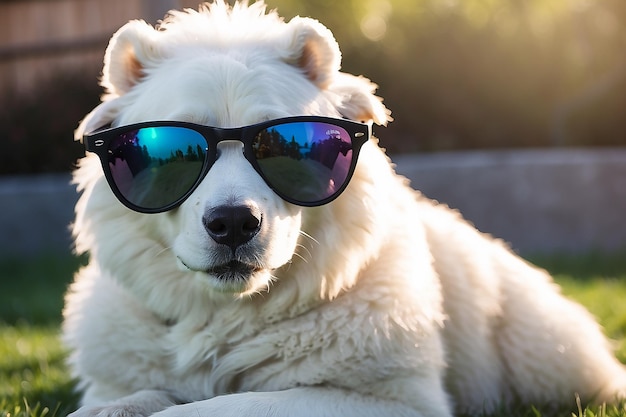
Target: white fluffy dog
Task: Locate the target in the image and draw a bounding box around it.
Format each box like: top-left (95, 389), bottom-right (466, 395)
top-left (64, 2), bottom-right (626, 416)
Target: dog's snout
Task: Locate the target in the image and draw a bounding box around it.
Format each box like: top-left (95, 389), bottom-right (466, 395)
top-left (203, 205), bottom-right (262, 251)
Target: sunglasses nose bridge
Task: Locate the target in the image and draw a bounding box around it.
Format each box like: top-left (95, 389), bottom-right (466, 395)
top-left (216, 140), bottom-right (245, 153)
top-left (212, 126), bottom-right (244, 141)
top-left (210, 127), bottom-right (247, 154)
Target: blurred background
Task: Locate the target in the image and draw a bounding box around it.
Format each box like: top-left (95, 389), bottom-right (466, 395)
top-left (1, 0), bottom-right (625, 254)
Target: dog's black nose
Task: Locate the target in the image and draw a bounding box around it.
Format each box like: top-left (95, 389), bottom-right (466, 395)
top-left (203, 205), bottom-right (262, 251)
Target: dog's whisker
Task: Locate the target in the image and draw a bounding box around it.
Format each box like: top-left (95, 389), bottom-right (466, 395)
top-left (154, 245), bottom-right (173, 259)
top-left (294, 243), bottom-right (313, 262)
top-left (292, 249), bottom-right (309, 264)
top-left (299, 230), bottom-right (320, 246)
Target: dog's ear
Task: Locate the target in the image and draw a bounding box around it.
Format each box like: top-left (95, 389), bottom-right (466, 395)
top-left (101, 20), bottom-right (162, 96)
top-left (281, 16), bottom-right (341, 90)
top-left (281, 17), bottom-right (391, 125)
top-left (329, 72), bottom-right (392, 126)
top-left (74, 98), bottom-right (121, 141)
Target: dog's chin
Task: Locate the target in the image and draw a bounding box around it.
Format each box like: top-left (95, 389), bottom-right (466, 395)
top-left (178, 258), bottom-right (273, 295)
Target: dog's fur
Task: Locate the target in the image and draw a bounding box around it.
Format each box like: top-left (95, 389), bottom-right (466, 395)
top-left (64, 2), bottom-right (626, 416)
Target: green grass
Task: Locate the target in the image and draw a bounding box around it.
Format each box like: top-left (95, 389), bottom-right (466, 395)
top-left (1, 251), bottom-right (626, 416)
top-left (0, 326), bottom-right (78, 417)
top-left (530, 252), bottom-right (626, 363)
top-left (0, 254), bottom-right (83, 417)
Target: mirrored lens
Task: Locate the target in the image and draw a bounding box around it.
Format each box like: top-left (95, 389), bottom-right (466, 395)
top-left (107, 127), bottom-right (207, 209)
top-left (253, 122), bottom-right (354, 203)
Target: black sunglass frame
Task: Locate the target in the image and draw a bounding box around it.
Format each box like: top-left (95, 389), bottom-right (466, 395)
top-left (83, 116), bottom-right (372, 213)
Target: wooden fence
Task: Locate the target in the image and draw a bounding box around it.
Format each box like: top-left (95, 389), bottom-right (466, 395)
top-left (0, 0), bottom-right (198, 96)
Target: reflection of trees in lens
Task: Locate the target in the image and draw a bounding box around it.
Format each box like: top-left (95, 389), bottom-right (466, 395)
top-left (307, 136), bottom-right (352, 170)
top-left (161, 146), bottom-right (204, 165)
top-left (110, 129), bottom-right (206, 209)
top-left (254, 127), bottom-right (352, 167)
top-left (110, 131), bottom-right (148, 176)
top-left (253, 125), bottom-right (355, 202)
top-left (111, 131), bottom-right (206, 175)
top-left (184, 144), bottom-right (205, 162)
top-left (254, 128), bottom-right (301, 160)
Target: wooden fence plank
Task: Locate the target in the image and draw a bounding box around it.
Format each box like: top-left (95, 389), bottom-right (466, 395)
top-left (0, 0), bottom-right (196, 96)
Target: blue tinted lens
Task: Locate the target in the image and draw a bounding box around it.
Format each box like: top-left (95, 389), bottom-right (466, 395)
top-left (253, 122), bottom-right (354, 203)
top-left (107, 127), bottom-right (207, 209)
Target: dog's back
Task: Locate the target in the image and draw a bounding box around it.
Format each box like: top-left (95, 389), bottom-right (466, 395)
top-left (417, 196), bottom-right (626, 412)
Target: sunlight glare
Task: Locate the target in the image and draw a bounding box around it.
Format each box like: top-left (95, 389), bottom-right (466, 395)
top-left (360, 0), bottom-right (392, 42)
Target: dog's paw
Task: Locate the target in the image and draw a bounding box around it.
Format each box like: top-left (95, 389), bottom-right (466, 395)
top-left (68, 404), bottom-right (152, 417)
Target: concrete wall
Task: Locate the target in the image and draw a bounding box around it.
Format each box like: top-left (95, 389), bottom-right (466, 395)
top-left (394, 148), bottom-right (626, 254)
top-left (0, 174), bottom-right (76, 256)
top-left (1, 148), bottom-right (625, 257)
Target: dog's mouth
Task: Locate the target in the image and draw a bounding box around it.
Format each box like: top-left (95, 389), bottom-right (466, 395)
top-left (206, 260), bottom-right (261, 280)
top-left (179, 258), bottom-right (263, 282)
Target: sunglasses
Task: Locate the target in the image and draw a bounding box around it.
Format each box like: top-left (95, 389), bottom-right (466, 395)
top-left (84, 116), bottom-right (371, 213)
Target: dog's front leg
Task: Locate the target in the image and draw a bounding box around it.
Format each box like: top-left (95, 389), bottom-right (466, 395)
top-left (68, 389), bottom-right (179, 417)
top-left (151, 386), bottom-right (451, 417)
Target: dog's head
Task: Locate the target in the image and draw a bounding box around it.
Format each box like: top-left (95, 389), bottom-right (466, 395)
top-left (74, 1), bottom-right (391, 314)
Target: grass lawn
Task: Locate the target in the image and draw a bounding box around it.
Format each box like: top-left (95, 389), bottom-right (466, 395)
top-left (0, 254), bottom-right (83, 417)
top-left (1, 251), bottom-right (626, 416)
